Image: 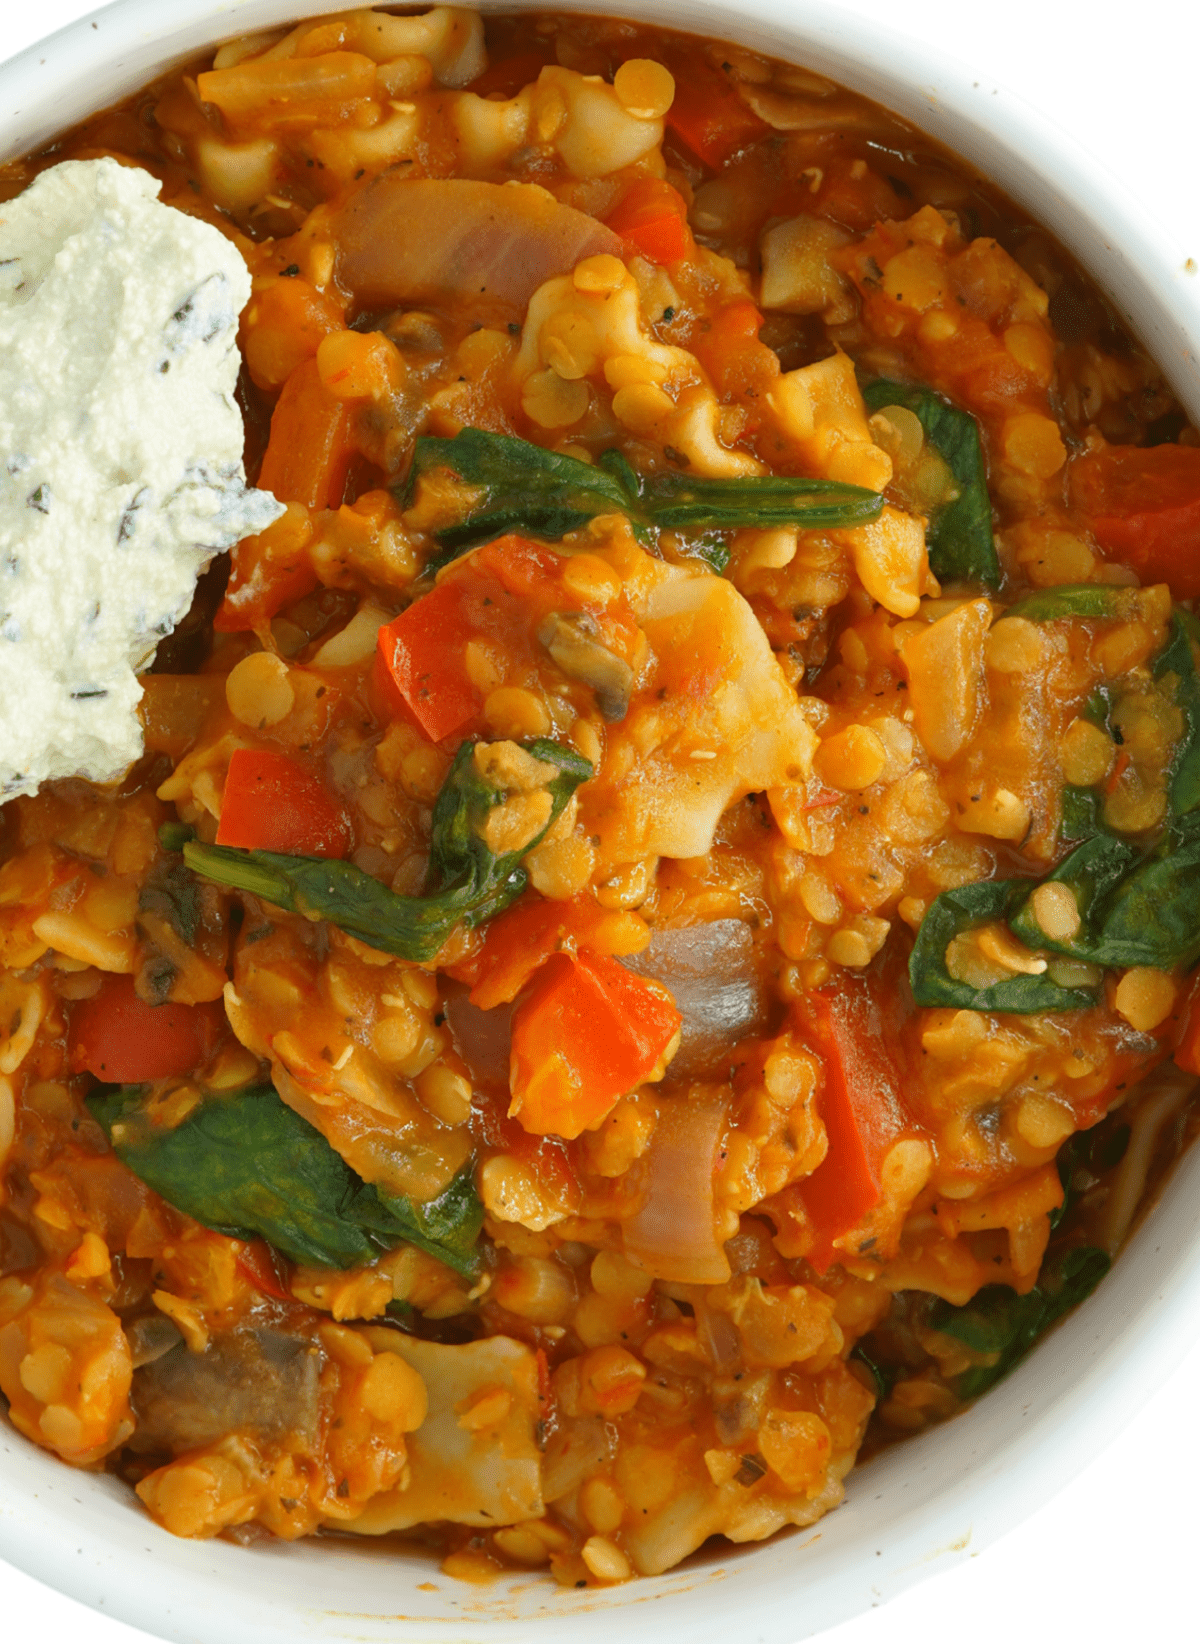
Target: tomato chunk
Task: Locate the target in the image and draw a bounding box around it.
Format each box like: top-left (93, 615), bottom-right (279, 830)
top-left (1070, 442), bottom-right (1200, 598)
top-left (794, 979), bottom-right (909, 1274)
top-left (664, 58), bottom-right (768, 166)
top-left (509, 951), bottom-right (681, 1139)
top-left (606, 179), bottom-right (690, 266)
top-left (69, 975), bottom-right (224, 1084)
top-left (215, 748), bottom-right (352, 858)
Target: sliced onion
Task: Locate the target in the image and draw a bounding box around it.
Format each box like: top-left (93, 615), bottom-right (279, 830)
top-left (623, 1093), bottom-right (731, 1284)
top-left (623, 919), bottom-right (768, 1079)
top-left (335, 177), bottom-right (624, 313)
top-left (441, 981), bottom-right (512, 1091)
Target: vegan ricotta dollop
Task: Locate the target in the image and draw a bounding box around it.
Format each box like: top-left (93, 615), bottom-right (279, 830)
top-left (0, 157), bottom-right (283, 799)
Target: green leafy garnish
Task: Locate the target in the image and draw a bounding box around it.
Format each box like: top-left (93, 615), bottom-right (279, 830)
top-left (926, 1245), bottom-right (1110, 1399)
top-left (184, 737), bottom-right (590, 961)
top-left (861, 379), bottom-right (999, 586)
top-left (912, 603), bottom-right (1200, 1012)
top-left (907, 877), bottom-right (1099, 1013)
top-left (1093, 813), bottom-right (1200, 971)
top-left (402, 427), bottom-right (883, 559)
top-left (1155, 609), bottom-right (1200, 817)
top-left (87, 1083), bottom-right (483, 1276)
top-left (1003, 584), bottom-right (1145, 623)
top-left (1008, 815), bottom-right (1200, 973)
top-left (1060, 784), bottom-right (1106, 842)
top-left (1007, 832), bottom-right (1141, 964)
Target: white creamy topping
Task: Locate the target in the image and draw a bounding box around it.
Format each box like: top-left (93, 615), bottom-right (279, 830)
top-left (0, 157), bottom-right (284, 799)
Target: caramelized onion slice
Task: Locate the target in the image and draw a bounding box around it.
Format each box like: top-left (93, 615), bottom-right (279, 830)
top-left (624, 1092), bottom-right (731, 1285)
top-left (335, 177), bottom-right (625, 312)
top-left (442, 980), bottom-right (513, 1090)
top-left (623, 920), bottom-right (768, 1079)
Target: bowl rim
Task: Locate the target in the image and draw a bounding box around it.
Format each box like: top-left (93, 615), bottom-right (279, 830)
top-left (2, 4), bottom-right (1200, 1642)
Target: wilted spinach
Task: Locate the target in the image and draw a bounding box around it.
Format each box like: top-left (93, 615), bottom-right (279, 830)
top-left (907, 877), bottom-right (1099, 1013)
top-left (861, 379), bottom-right (999, 586)
top-left (927, 1245), bottom-right (1110, 1399)
top-left (185, 737), bottom-right (590, 962)
top-left (401, 427), bottom-right (884, 560)
top-left (88, 1083), bottom-right (483, 1276)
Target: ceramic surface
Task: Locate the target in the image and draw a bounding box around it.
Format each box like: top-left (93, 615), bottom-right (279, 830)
top-left (2, 5), bottom-right (1199, 1640)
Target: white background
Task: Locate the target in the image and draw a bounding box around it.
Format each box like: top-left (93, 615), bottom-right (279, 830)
top-left (1, 1), bottom-right (1198, 1641)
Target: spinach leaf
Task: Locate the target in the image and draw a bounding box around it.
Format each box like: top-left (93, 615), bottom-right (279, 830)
top-left (927, 1246), bottom-right (1110, 1400)
top-left (1008, 833), bottom-right (1142, 963)
top-left (1155, 609), bottom-right (1200, 817)
top-left (1095, 813), bottom-right (1200, 971)
top-left (406, 430), bottom-right (633, 554)
top-left (861, 379), bottom-right (999, 586)
top-left (1049, 1119), bottom-right (1129, 1232)
top-left (1002, 816), bottom-right (1200, 974)
top-left (1060, 785), bottom-right (1106, 842)
top-left (402, 427), bottom-right (883, 558)
top-left (1003, 584), bottom-right (1144, 623)
top-left (849, 1342), bottom-right (898, 1402)
top-left (87, 1083), bottom-right (483, 1276)
top-left (185, 737), bottom-right (591, 962)
top-left (908, 877), bottom-right (1099, 1013)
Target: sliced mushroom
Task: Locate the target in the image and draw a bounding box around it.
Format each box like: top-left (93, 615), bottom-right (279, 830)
top-left (131, 1326), bottom-right (322, 1453)
top-left (538, 610), bottom-right (635, 721)
top-left (335, 177), bottom-right (625, 315)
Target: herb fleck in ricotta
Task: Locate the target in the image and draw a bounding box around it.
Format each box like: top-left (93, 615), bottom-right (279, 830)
top-left (0, 157), bottom-right (284, 799)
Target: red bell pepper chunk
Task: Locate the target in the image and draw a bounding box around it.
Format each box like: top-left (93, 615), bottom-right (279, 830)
top-left (509, 950), bottom-right (681, 1139)
top-left (1069, 442), bottom-right (1200, 599)
top-left (665, 59), bottom-right (768, 166)
top-left (216, 748), bottom-right (352, 858)
top-left (375, 534), bottom-right (570, 742)
top-left (376, 577), bottom-right (482, 743)
top-left (234, 1239), bottom-right (294, 1301)
top-left (794, 979), bottom-right (909, 1274)
top-left (606, 179), bottom-right (690, 266)
top-left (257, 357), bottom-right (355, 513)
top-left (69, 975), bottom-right (224, 1084)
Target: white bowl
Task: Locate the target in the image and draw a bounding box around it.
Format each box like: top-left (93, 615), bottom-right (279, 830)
top-left (3, 4), bottom-right (1200, 1641)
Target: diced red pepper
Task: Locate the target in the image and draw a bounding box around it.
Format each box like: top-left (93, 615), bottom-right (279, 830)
top-left (664, 58), bottom-right (768, 166)
top-left (466, 894), bottom-right (606, 1009)
top-left (1069, 442), bottom-right (1200, 599)
top-left (69, 975), bottom-right (225, 1084)
top-left (376, 577), bottom-right (485, 743)
top-left (216, 503), bottom-right (319, 634)
top-left (234, 1239), bottom-right (294, 1301)
top-left (215, 748), bottom-right (352, 858)
top-left (257, 357), bottom-right (355, 513)
top-left (606, 178), bottom-right (691, 266)
top-left (793, 978), bottom-right (910, 1274)
top-left (509, 950), bottom-right (681, 1139)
